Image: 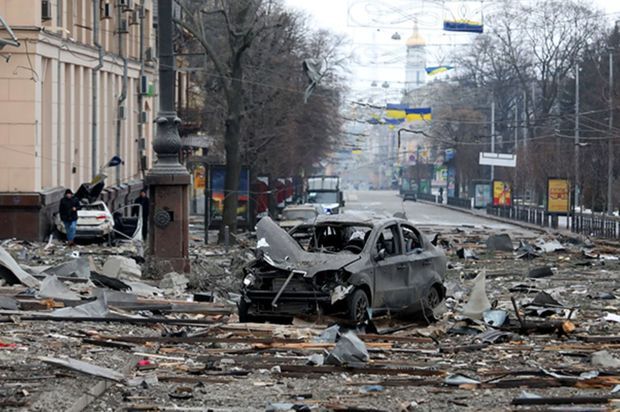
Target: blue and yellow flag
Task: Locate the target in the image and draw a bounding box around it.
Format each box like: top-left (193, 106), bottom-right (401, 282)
top-left (385, 103), bottom-right (408, 120)
top-left (443, 20), bottom-right (483, 33)
top-left (425, 65), bottom-right (454, 76)
top-left (351, 147), bottom-right (362, 155)
top-left (405, 108), bottom-right (432, 121)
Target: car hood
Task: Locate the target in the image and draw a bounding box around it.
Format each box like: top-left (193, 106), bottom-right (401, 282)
top-left (256, 217), bottom-right (359, 277)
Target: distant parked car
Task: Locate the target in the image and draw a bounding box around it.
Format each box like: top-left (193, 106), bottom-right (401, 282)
top-left (277, 204), bottom-right (321, 231)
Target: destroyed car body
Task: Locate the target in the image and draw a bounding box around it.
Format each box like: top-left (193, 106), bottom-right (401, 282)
top-left (278, 204), bottom-right (321, 231)
top-left (239, 214), bottom-right (447, 323)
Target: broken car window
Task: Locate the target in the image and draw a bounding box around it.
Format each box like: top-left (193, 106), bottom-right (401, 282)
top-left (402, 225), bottom-right (423, 253)
top-left (307, 224), bottom-right (371, 254)
top-left (376, 225), bottom-right (401, 257)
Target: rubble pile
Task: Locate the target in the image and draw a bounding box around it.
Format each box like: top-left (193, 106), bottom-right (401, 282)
top-left (0, 224), bottom-right (619, 411)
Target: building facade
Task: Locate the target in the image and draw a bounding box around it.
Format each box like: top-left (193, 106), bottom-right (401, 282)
top-left (0, 0), bottom-right (157, 240)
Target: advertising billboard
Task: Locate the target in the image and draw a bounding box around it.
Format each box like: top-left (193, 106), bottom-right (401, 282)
top-left (547, 178), bottom-right (570, 214)
top-left (493, 180), bottom-right (512, 207)
top-left (474, 183), bottom-right (491, 208)
top-left (209, 166), bottom-right (250, 227)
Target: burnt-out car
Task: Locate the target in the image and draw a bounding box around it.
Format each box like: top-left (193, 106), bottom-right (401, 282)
top-left (239, 214), bottom-right (447, 323)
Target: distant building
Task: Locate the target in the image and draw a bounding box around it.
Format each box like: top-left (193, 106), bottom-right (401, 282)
top-left (0, 0), bottom-right (157, 240)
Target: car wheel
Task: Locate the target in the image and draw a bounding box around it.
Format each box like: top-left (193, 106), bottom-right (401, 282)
top-left (347, 289), bottom-right (369, 324)
top-left (425, 285), bottom-right (442, 310)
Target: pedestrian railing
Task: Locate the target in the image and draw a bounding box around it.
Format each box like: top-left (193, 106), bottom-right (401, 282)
top-left (447, 196), bottom-right (471, 210)
top-left (417, 193), bottom-right (438, 202)
top-left (487, 205), bottom-right (620, 240)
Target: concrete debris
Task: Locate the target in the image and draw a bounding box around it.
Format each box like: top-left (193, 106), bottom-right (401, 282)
top-left (456, 248), bottom-right (478, 259)
top-left (486, 234), bottom-right (514, 252)
top-left (591, 350), bottom-right (620, 369)
top-left (307, 353), bottom-right (325, 366)
top-left (40, 356), bottom-right (125, 382)
top-left (325, 330), bottom-right (369, 366)
top-left (159, 272), bottom-right (190, 293)
top-left (444, 374), bottom-right (480, 386)
top-left (38, 275), bottom-right (81, 301)
top-left (483, 309), bottom-right (508, 327)
top-left (51, 297), bottom-right (109, 318)
top-left (126, 281), bottom-right (163, 298)
top-left (535, 239), bottom-right (566, 253)
top-left (102, 256), bottom-right (142, 280)
top-left (527, 266), bottom-right (554, 278)
top-left (0, 245), bottom-right (40, 288)
top-left (0, 295), bottom-right (18, 310)
top-left (461, 270), bottom-right (491, 319)
top-left (43, 257), bottom-right (90, 278)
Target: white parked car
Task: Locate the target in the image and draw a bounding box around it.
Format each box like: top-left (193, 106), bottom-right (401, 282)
top-left (54, 179), bottom-right (143, 244)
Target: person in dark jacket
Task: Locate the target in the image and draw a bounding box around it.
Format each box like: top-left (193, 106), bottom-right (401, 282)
top-left (134, 190), bottom-right (150, 240)
top-left (59, 189), bottom-right (80, 246)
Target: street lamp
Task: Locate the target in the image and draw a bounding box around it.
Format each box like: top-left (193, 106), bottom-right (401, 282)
top-left (145, 0), bottom-right (191, 274)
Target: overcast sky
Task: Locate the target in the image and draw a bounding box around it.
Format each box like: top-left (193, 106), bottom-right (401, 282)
top-left (285, 0), bottom-right (620, 102)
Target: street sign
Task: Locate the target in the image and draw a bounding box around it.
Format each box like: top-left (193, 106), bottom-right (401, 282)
top-left (479, 152), bottom-right (517, 167)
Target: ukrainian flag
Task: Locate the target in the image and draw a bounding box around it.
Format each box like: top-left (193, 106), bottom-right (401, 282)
top-left (352, 147), bottom-right (362, 155)
top-left (406, 108), bottom-right (432, 121)
top-left (425, 65), bottom-right (454, 76)
top-left (443, 20), bottom-right (483, 33)
top-left (385, 103), bottom-right (408, 120)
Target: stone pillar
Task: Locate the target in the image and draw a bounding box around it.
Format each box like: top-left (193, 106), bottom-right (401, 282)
top-left (145, 0), bottom-right (190, 274)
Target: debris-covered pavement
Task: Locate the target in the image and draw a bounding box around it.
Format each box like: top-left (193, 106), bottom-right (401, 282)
top-left (1, 220), bottom-right (620, 411)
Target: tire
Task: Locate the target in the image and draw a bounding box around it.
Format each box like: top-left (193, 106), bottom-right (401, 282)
top-left (425, 285), bottom-right (442, 310)
top-left (347, 289), bottom-right (370, 324)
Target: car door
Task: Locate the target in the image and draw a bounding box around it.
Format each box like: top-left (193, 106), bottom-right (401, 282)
top-left (372, 224), bottom-right (411, 310)
top-left (400, 223), bottom-right (435, 310)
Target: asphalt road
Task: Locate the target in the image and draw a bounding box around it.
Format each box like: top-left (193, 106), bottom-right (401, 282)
top-left (344, 190), bottom-right (522, 230)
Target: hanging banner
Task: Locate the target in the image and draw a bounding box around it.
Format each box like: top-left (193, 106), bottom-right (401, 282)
top-left (493, 180), bottom-right (512, 207)
top-left (547, 178), bottom-right (570, 215)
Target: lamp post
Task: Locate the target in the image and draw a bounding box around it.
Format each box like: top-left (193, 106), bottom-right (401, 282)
top-left (145, 0), bottom-right (191, 274)
top-left (608, 50), bottom-right (615, 214)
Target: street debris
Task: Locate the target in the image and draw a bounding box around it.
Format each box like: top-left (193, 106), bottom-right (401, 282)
top-left (0, 220), bottom-right (618, 410)
top-left (486, 233), bottom-right (514, 252)
top-left (461, 270), bottom-right (491, 319)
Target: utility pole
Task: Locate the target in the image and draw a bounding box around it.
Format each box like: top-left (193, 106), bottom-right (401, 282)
top-left (575, 65), bottom-right (581, 212)
top-left (608, 51), bottom-right (615, 214)
top-left (491, 95), bottom-right (496, 181)
top-left (145, 0), bottom-right (191, 274)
